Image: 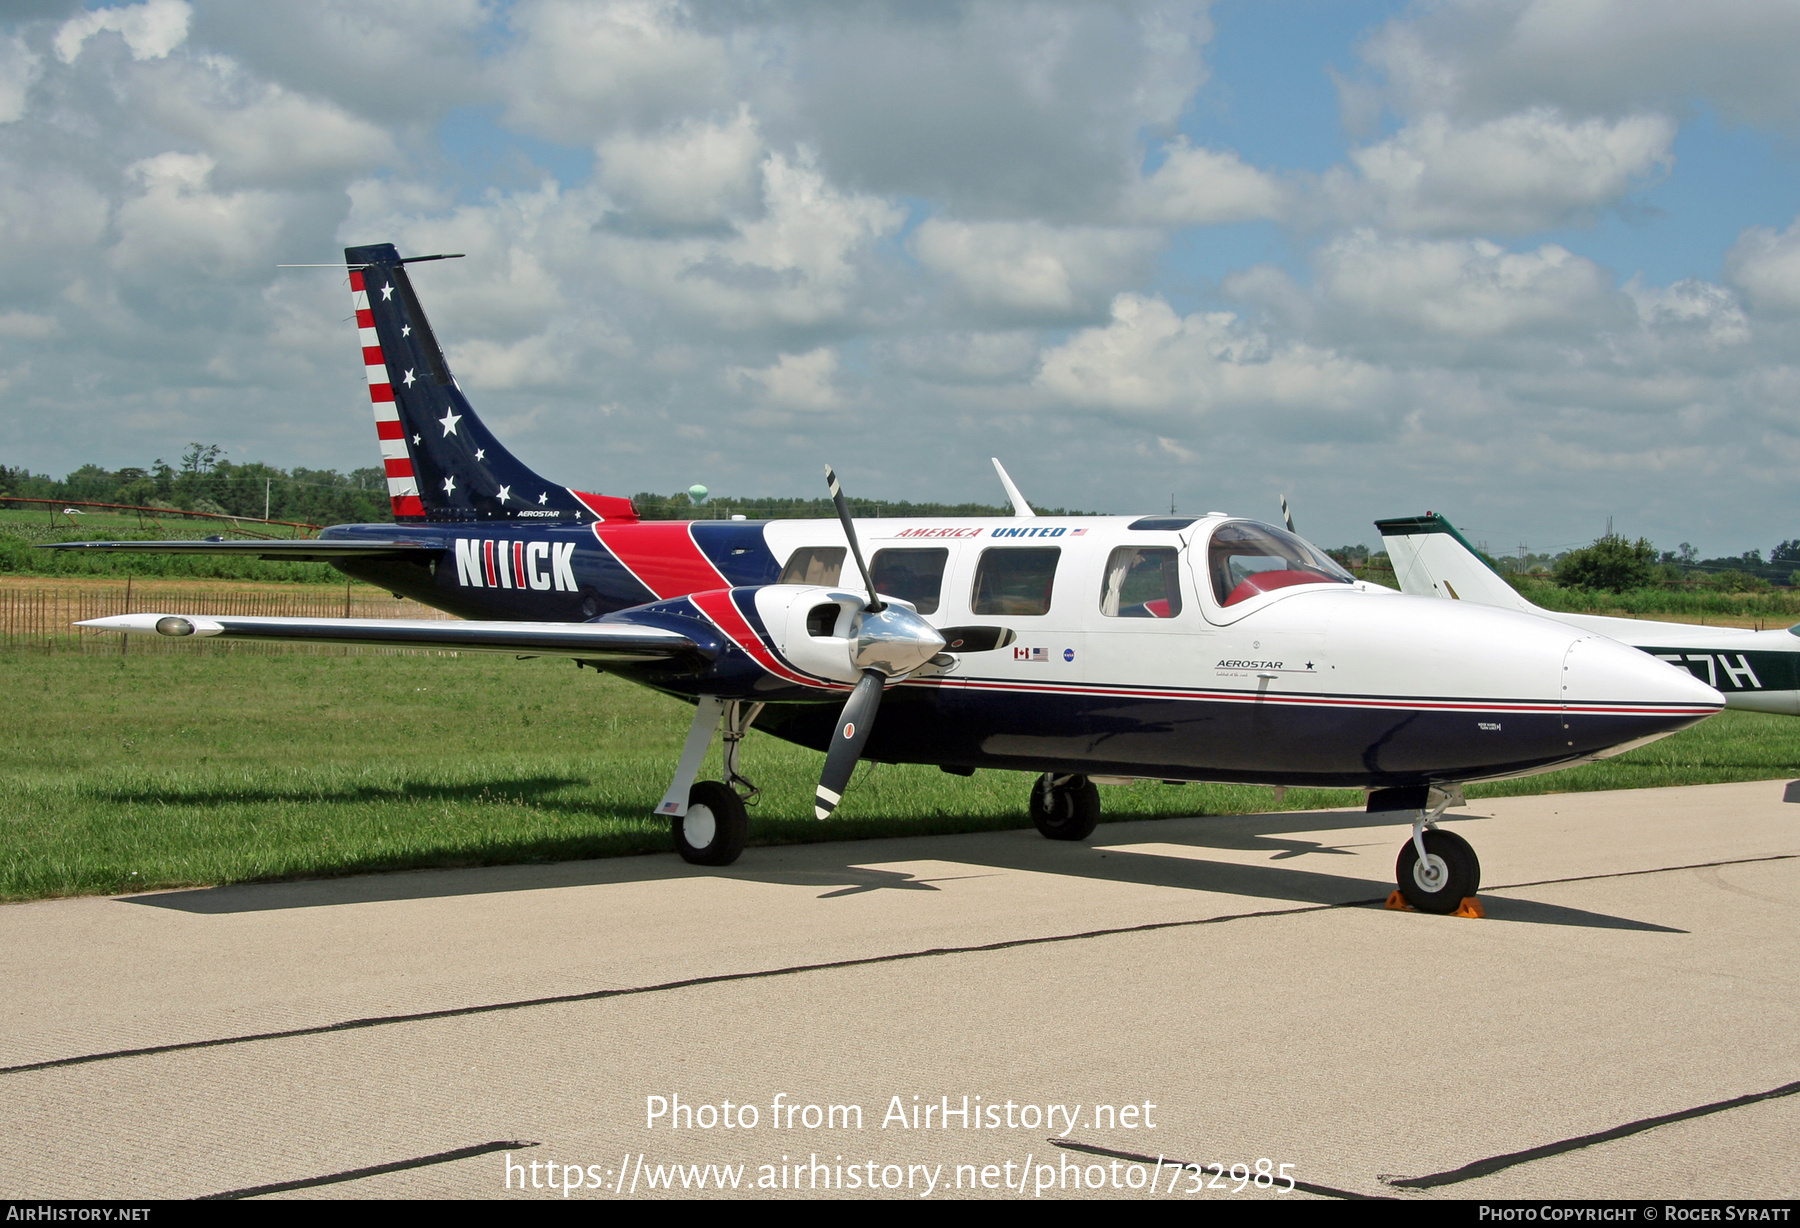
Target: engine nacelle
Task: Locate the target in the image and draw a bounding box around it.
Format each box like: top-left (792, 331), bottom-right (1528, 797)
top-left (752, 584), bottom-right (926, 685)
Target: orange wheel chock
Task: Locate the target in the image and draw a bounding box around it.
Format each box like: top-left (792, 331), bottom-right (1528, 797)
top-left (1384, 890), bottom-right (1412, 911)
top-left (1453, 896), bottom-right (1485, 919)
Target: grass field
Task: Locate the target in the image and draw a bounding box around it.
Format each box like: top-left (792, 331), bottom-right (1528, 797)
top-left (3, 651), bottom-right (1796, 903)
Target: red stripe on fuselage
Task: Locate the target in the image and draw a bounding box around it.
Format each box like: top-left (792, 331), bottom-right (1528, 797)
top-left (592, 522), bottom-right (832, 688)
top-left (369, 383), bottom-right (394, 403)
top-left (592, 521), bottom-right (728, 600)
top-left (349, 271), bottom-right (366, 292)
top-left (688, 590), bottom-right (836, 690)
top-left (376, 419), bottom-right (404, 440)
top-left (383, 458), bottom-right (413, 478)
top-left (362, 345), bottom-right (384, 366)
top-left (392, 494), bottom-right (424, 517)
top-left (356, 309), bottom-right (373, 328)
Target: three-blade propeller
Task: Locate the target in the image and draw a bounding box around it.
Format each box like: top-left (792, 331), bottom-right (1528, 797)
top-left (813, 465), bottom-right (1013, 821)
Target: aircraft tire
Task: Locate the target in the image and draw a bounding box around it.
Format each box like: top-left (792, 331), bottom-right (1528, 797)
top-left (1030, 773), bottom-right (1100, 841)
top-left (1395, 828), bottom-right (1480, 914)
top-left (673, 781), bottom-right (748, 866)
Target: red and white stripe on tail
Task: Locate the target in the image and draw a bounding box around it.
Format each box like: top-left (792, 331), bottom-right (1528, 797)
top-left (349, 269), bottom-right (424, 520)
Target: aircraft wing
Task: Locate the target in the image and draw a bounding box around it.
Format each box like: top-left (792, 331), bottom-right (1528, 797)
top-left (40, 539), bottom-right (436, 562)
top-left (78, 613), bottom-right (701, 662)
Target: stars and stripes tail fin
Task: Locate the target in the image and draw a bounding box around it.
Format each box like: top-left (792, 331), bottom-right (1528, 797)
top-left (343, 242), bottom-right (636, 525)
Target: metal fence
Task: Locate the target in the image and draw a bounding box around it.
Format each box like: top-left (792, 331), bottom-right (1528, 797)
top-left (0, 585), bottom-right (457, 655)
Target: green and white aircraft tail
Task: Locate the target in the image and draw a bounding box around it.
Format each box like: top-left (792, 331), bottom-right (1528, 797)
top-left (1375, 513), bottom-right (1800, 715)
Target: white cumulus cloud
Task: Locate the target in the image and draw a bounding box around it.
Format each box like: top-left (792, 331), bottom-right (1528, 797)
top-left (598, 106), bottom-right (763, 226)
top-left (1726, 216), bottom-right (1800, 315)
top-left (1034, 293), bottom-right (1392, 420)
top-left (110, 152), bottom-right (283, 275)
top-left (911, 220), bottom-right (1159, 316)
top-left (1128, 138), bottom-right (1286, 225)
top-left (0, 36), bottom-right (41, 125)
top-left (1326, 108), bottom-right (1674, 234)
top-left (1312, 232), bottom-right (1619, 338)
top-left (727, 347), bottom-right (846, 411)
top-left (55, 0), bottom-right (193, 63)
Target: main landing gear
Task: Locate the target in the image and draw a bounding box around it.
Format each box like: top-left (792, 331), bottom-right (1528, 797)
top-left (1031, 773), bottom-right (1100, 841)
top-left (660, 698), bottom-right (763, 867)
top-left (1374, 785), bottom-right (1483, 915)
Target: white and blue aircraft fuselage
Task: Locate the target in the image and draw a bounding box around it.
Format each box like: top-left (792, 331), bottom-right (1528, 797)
top-left (56, 244), bottom-right (1724, 913)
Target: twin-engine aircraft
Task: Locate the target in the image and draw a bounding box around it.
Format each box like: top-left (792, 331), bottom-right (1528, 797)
top-left (1378, 514), bottom-right (1800, 716)
top-left (55, 245), bottom-right (1724, 913)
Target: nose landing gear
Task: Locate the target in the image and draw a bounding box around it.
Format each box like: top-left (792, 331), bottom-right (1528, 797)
top-left (1370, 784), bottom-right (1484, 915)
top-left (1395, 826), bottom-right (1481, 913)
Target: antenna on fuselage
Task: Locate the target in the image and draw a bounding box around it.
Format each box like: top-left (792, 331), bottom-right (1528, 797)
top-left (990, 458), bottom-right (1035, 517)
top-left (1281, 494), bottom-right (1296, 534)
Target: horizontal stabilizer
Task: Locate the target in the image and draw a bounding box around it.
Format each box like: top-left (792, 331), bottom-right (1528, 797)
top-left (40, 539), bottom-right (435, 561)
top-left (78, 613), bottom-right (701, 661)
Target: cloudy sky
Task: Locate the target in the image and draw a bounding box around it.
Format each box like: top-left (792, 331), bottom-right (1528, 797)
top-left (3, 0), bottom-right (1800, 555)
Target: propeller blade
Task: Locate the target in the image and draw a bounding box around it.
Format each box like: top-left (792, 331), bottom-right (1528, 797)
top-left (823, 464), bottom-right (883, 612)
top-left (935, 625), bottom-right (1017, 653)
top-left (815, 669), bottom-right (885, 820)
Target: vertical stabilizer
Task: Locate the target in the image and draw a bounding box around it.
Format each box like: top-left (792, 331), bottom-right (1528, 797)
top-left (345, 242), bottom-right (636, 525)
top-left (1374, 513), bottom-right (1539, 613)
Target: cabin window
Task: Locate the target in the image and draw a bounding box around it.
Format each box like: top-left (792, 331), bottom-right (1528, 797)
top-left (870, 548), bottom-right (948, 614)
top-left (1207, 521), bottom-right (1352, 606)
top-left (1100, 547), bottom-right (1183, 618)
top-left (779, 546), bottom-right (845, 586)
top-left (971, 548), bottom-right (1060, 616)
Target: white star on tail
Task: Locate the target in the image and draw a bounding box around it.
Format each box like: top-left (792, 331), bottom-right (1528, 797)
top-left (438, 409), bottom-right (461, 436)
top-left (412, 434), bottom-right (421, 445)
top-left (443, 476), bottom-right (455, 494)
top-left (474, 448), bottom-right (485, 461)
top-left (538, 492), bottom-right (548, 505)
top-left (381, 283), bottom-right (393, 301)
top-left (402, 369), bottom-right (416, 388)
top-left (497, 485), bottom-right (511, 504)
top-left (401, 324), bottom-right (411, 337)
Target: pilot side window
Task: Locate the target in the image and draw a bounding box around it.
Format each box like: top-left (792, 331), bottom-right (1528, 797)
top-left (870, 548), bottom-right (948, 615)
top-left (971, 548), bottom-right (1060, 616)
top-left (779, 546), bottom-right (845, 586)
top-left (1100, 547), bottom-right (1183, 618)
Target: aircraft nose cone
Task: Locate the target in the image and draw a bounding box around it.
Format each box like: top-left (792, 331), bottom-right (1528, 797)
top-left (1562, 634), bottom-right (1723, 754)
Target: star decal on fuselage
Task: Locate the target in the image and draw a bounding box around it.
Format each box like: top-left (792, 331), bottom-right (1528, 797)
top-left (538, 492), bottom-right (548, 505)
top-left (443, 476), bottom-right (455, 494)
top-left (381, 283), bottom-right (393, 301)
top-left (402, 369), bottom-right (416, 388)
top-left (401, 324), bottom-right (411, 337)
top-left (412, 434), bottom-right (421, 445)
top-left (497, 485), bottom-right (511, 504)
top-left (439, 409), bottom-right (462, 436)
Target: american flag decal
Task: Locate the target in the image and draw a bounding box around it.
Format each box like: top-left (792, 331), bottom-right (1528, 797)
top-left (349, 269), bottom-right (424, 520)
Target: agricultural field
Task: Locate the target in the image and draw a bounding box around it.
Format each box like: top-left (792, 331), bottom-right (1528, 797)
top-left (3, 649), bottom-right (1797, 903)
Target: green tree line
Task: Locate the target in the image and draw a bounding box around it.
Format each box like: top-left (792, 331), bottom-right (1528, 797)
top-left (1, 443), bottom-right (394, 527)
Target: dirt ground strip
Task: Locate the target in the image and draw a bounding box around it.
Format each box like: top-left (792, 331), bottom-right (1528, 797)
top-left (2, 780), bottom-right (1795, 1201)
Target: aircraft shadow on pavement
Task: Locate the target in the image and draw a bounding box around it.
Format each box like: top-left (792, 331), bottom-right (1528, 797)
top-left (1782, 780), bottom-right (1800, 803)
top-left (123, 809), bottom-right (1683, 933)
top-left (91, 774), bottom-right (589, 809)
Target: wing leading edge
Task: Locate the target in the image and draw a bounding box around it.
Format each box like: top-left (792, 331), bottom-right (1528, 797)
top-left (79, 613), bottom-right (701, 662)
top-left (40, 540), bottom-right (436, 562)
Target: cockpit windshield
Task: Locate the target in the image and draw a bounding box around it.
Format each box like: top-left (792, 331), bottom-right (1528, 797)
top-left (1207, 520), bottom-right (1354, 606)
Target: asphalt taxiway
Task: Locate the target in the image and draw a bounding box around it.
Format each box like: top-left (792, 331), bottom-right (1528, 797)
top-left (2, 780), bottom-right (1795, 1200)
